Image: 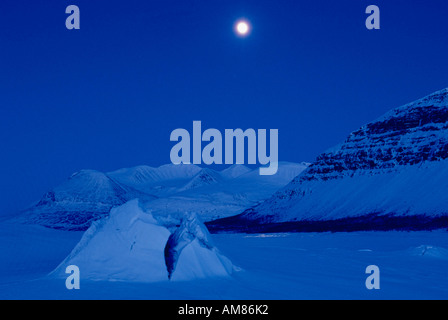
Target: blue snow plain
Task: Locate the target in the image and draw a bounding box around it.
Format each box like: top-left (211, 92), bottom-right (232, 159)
top-left (0, 221), bottom-right (447, 300)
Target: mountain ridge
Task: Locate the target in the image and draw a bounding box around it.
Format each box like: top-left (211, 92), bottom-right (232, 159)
top-left (207, 88), bottom-right (448, 233)
top-left (14, 162), bottom-right (309, 231)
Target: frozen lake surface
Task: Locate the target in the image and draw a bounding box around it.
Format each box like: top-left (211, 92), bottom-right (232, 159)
top-left (0, 222), bottom-right (447, 299)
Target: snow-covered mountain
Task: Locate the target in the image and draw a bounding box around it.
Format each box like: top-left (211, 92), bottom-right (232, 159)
top-left (16, 170), bottom-right (155, 231)
top-left (142, 161), bottom-right (309, 223)
top-left (16, 162), bottom-right (309, 231)
top-left (208, 88), bottom-right (448, 232)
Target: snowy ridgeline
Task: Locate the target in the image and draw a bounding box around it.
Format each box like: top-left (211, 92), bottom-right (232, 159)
top-left (50, 199), bottom-right (237, 282)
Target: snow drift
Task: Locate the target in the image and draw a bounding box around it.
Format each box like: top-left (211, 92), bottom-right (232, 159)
top-left (50, 199), bottom-right (235, 282)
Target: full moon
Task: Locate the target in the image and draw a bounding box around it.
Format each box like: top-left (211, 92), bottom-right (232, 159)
top-left (235, 20), bottom-right (251, 36)
top-left (237, 22), bottom-right (249, 34)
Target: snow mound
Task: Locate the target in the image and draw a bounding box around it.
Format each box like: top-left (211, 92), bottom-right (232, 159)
top-left (50, 199), bottom-right (235, 282)
top-left (407, 245), bottom-right (448, 260)
top-left (165, 213), bottom-right (234, 280)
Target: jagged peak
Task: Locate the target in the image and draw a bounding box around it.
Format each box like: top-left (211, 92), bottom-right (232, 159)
top-left (180, 168), bottom-right (222, 191)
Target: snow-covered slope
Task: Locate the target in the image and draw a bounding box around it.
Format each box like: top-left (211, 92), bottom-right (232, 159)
top-left (220, 164), bottom-right (252, 179)
top-left (208, 89), bottom-right (448, 232)
top-left (50, 200), bottom-right (235, 282)
top-left (107, 164), bottom-right (202, 196)
top-left (16, 162), bottom-right (309, 231)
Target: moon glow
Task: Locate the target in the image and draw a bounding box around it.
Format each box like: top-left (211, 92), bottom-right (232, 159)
top-left (235, 20), bottom-right (251, 37)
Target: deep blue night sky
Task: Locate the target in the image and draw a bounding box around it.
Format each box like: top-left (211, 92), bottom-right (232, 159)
top-left (1, 0), bottom-right (448, 214)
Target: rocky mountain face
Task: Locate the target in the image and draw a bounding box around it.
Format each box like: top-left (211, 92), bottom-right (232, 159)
top-left (305, 88), bottom-right (448, 179)
top-left (207, 88), bottom-right (448, 233)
